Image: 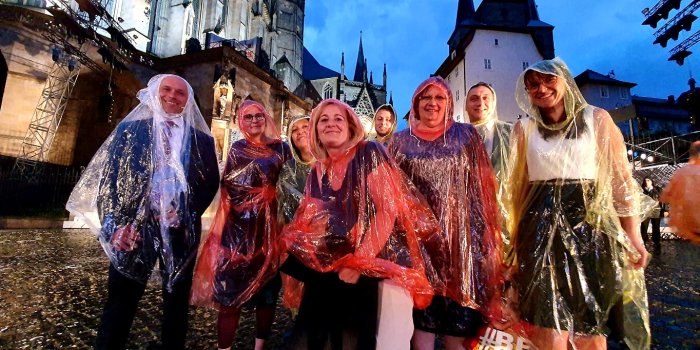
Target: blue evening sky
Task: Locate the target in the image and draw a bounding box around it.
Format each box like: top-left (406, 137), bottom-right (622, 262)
top-left (303, 0), bottom-right (698, 129)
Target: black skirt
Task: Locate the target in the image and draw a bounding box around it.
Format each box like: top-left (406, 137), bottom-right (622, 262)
top-left (514, 180), bottom-right (622, 335)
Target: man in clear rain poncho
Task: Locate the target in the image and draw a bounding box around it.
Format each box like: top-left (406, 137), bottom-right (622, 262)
top-left (66, 74), bottom-right (219, 350)
top-left (465, 82), bottom-right (514, 262)
top-left (504, 58), bottom-right (654, 350)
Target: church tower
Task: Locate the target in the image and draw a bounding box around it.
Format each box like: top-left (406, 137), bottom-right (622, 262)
top-left (437, 0), bottom-right (554, 123)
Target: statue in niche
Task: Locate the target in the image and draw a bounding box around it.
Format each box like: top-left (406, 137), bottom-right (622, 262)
top-left (213, 75), bottom-right (234, 120)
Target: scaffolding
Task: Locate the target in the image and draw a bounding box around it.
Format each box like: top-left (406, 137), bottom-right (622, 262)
top-left (12, 54), bottom-right (81, 180)
top-left (10, 0), bottom-right (143, 180)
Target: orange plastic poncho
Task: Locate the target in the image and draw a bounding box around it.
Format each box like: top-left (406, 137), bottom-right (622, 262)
top-left (190, 100), bottom-right (290, 308)
top-left (281, 99), bottom-right (441, 308)
top-left (661, 163), bottom-right (700, 243)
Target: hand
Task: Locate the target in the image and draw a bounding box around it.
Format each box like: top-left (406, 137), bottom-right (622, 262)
top-left (664, 211), bottom-right (669, 217)
top-left (629, 239), bottom-right (650, 269)
top-left (111, 224), bottom-right (141, 252)
top-left (338, 267), bottom-right (361, 284)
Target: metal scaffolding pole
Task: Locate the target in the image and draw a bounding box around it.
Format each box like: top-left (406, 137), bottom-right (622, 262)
top-left (12, 56), bottom-right (81, 180)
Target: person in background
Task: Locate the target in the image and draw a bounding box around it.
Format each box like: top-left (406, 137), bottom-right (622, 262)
top-left (660, 140), bottom-right (700, 245)
top-left (66, 74), bottom-right (219, 350)
top-left (190, 100), bottom-right (290, 350)
top-left (277, 115), bottom-right (315, 312)
top-left (465, 81), bottom-right (514, 262)
top-left (368, 104), bottom-right (398, 145)
top-left (640, 177), bottom-right (663, 250)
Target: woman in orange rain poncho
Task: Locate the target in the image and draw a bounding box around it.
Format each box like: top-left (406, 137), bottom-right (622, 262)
top-left (660, 141), bottom-right (700, 244)
top-left (190, 100), bottom-right (290, 350)
top-left (387, 76), bottom-right (504, 350)
top-left (505, 58), bottom-right (655, 350)
top-left (281, 98), bottom-right (441, 350)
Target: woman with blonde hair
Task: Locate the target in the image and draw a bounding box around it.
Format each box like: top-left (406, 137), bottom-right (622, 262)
top-left (282, 98), bottom-right (440, 349)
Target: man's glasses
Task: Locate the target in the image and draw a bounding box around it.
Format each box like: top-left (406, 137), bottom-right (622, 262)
top-left (242, 113), bottom-right (266, 122)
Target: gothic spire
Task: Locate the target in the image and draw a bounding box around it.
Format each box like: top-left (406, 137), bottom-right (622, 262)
top-left (341, 51), bottom-right (345, 79)
top-left (353, 31), bottom-right (367, 82)
top-left (383, 63), bottom-right (387, 88)
top-left (370, 71), bottom-right (374, 84)
top-left (389, 91), bottom-right (393, 106)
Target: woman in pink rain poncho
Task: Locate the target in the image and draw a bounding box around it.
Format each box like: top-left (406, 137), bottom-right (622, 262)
top-left (281, 98), bottom-right (441, 349)
top-left (190, 100), bottom-right (290, 350)
top-left (505, 58), bottom-right (654, 350)
top-left (387, 76), bottom-right (504, 350)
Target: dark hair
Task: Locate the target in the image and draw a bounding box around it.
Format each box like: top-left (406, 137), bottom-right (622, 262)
top-left (644, 177), bottom-right (654, 186)
top-left (690, 141), bottom-right (700, 158)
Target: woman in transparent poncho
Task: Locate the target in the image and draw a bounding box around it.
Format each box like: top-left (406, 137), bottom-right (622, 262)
top-left (281, 98), bottom-right (440, 349)
top-left (190, 100), bottom-right (290, 350)
top-left (277, 114), bottom-right (315, 311)
top-left (368, 104), bottom-right (398, 146)
top-left (66, 74), bottom-right (219, 349)
top-left (505, 58), bottom-right (653, 349)
top-left (387, 77), bottom-right (504, 350)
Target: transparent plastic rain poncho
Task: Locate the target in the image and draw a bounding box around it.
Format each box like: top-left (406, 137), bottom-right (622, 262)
top-left (276, 114), bottom-right (314, 310)
top-left (387, 77), bottom-right (504, 320)
top-left (277, 115), bottom-right (315, 225)
top-left (281, 99), bottom-right (441, 308)
top-left (660, 163), bottom-right (700, 244)
top-left (468, 83), bottom-right (514, 262)
top-left (66, 74), bottom-right (220, 289)
top-left (367, 103), bottom-right (398, 145)
top-left (190, 100), bottom-right (291, 308)
top-left (505, 58), bottom-right (655, 349)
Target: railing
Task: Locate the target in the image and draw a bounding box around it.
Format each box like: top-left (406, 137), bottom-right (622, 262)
top-left (626, 131), bottom-right (700, 169)
top-left (0, 158), bottom-right (82, 217)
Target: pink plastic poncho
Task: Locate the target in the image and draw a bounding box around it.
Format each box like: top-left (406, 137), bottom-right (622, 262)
top-left (388, 77), bottom-right (504, 316)
top-left (191, 100), bottom-right (290, 308)
top-left (661, 163), bottom-right (700, 243)
top-left (281, 99), bottom-right (441, 308)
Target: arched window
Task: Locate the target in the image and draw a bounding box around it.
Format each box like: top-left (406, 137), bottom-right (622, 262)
top-left (323, 82), bottom-right (333, 99)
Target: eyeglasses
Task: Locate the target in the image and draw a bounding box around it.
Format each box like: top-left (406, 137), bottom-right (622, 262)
top-left (418, 95), bottom-right (447, 103)
top-left (242, 113), bottom-right (266, 122)
top-left (525, 75), bottom-right (558, 92)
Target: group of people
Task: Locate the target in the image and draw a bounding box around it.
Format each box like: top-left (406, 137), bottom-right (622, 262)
top-left (67, 57), bottom-right (681, 350)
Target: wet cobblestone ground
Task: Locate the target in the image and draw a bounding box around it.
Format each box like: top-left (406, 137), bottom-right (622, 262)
top-left (0, 229), bottom-right (698, 349)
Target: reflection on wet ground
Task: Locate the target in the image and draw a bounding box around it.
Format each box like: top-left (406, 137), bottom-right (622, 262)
top-left (0, 229), bottom-right (698, 349)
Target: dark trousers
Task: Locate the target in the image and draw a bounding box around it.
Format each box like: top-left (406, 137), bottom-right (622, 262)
top-left (95, 263), bottom-right (194, 350)
top-left (640, 218), bottom-right (661, 244)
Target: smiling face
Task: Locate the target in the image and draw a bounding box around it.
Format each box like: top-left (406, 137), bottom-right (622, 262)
top-left (374, 109), bottom-right (394, 136)
top-left (291, 118), bottom-right (311, 155)
top-left (466, 85), bottom-right (494, 123)
top-left (159, 76), bottom-right (189, 114)
top-left (524, 71), bottom-right (566, 111)
top-left (316, 103), bottom-right (350, 152)
top-left (239, 104), bottom-right (266, 138)
top-left (417, 85), bottom-right (447, 129)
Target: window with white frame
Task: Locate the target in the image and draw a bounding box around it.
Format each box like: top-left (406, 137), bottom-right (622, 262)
top-left (522, 61), bottom-right (529, 70)
top-left (601, 86), bottom-right (609, 98)
top-left (484, 59), bottom-right (492, 70)
top-left (456, 89), bottom-right (460, 101)
top-left (323, 83), bottom-right (333, 99)
top-left (494, 39), bottom-right (499, 46)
